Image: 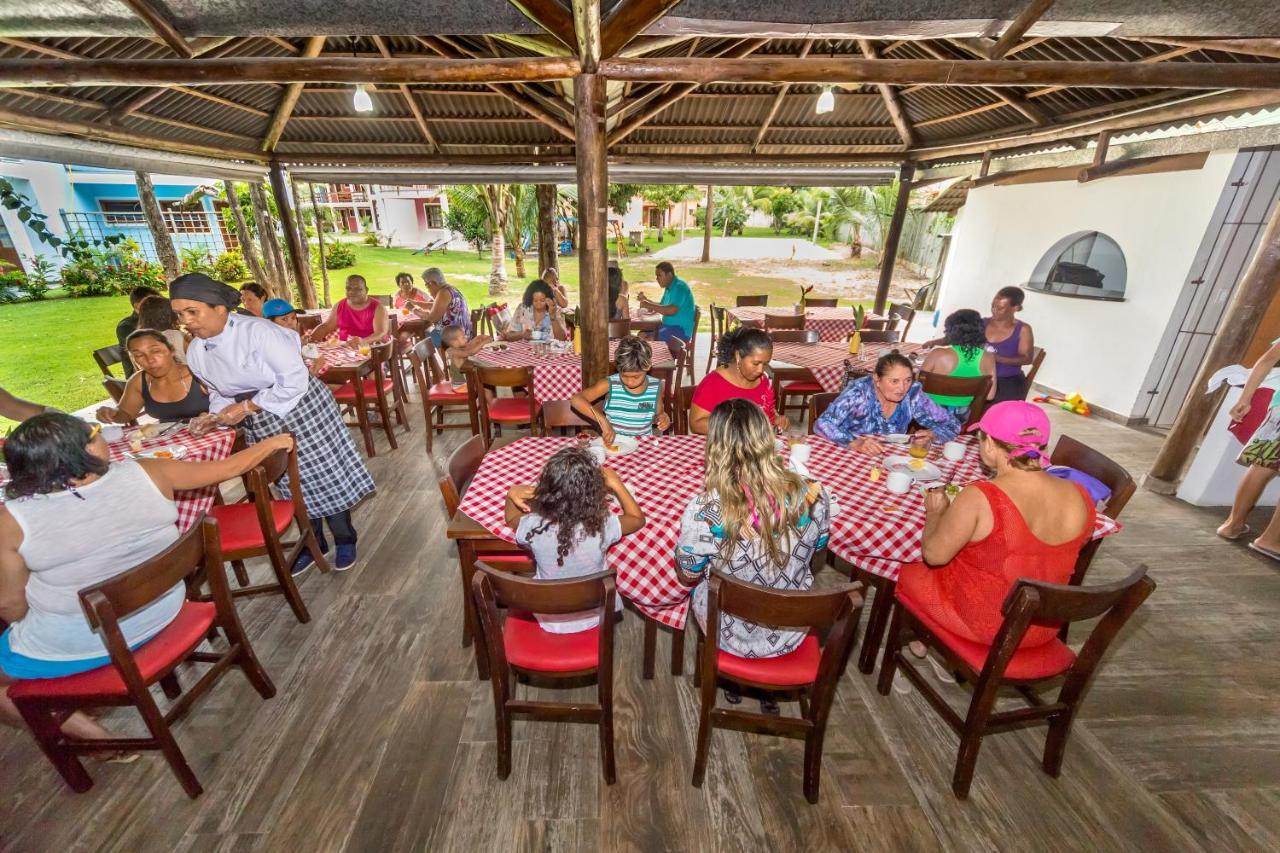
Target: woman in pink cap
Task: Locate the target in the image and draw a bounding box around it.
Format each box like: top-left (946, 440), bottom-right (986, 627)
top-left (897, 401), bottom-right (1096, 651)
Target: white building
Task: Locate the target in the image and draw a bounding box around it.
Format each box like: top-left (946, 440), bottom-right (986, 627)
top-left (316, 183), bottom-right (453, 249)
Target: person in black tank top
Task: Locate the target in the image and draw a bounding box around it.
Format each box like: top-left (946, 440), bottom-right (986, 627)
top-left (95, 330), bottom-right (210, 424)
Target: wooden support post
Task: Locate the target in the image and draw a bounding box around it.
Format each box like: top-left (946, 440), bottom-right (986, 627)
top-left (873, 163), bottom-right (916, 316)
top-left (1092, 130), bottom-right (1112, 168)
top-left (701, 184), bottom-right (713, 263)
top-left (575, 72), bottom-right (609, 386)
top-left (134, 171), bottom-right (180, 280)
top-left (223, 180), bottom-right (268, 287)
top-left (289, 174), bottom-right (318, 309)
top-left (248, 181), bottom-right (288, 299)
top-left (979, 150), bottom-right (993, 177)
top-left (536, 183), bottom-right (559, 276)
top-left (269, 162), bottom-right (316, 308)
top-left (1146, 198), bottom-right (1280, 492)
top-left (308, 182), bottom-right (332, 307)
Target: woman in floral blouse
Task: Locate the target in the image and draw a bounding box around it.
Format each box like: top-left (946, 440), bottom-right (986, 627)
top-left (815, 352), bottom-right (959, 454)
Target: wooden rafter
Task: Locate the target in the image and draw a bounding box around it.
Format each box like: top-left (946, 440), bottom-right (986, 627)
top-left (0, 37), bottom-right (80, 60)
top-left (509, 0), bottom-right (578, 52)
top-left (912, 39), bottom-right (1048, 126)
top-left (751, 40), bottom-right (812, 154)
top-left (858, 40), bottom-right (914, 147)
top-left (371, 35), bottom-right (440, 152)
top-left (1124, 37), bottom-right (1280, 63)
top-left (119, 0), bottom-right (193, 58)
top-left (0, 104), bottom-right (262, 161)
top-left (600, 0), bottom-right (684, 59)
top-left (989, 0), bottom-right (1055, 60)
top-left (265, 37), bottom-right (302, 55)
top-left (261, 36), bottom-right (326, 153)
top-left (572, 0), bottom-right (602, 71)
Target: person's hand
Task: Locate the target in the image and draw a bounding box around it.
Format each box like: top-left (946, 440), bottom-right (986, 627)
top-left (215, 402), bottom-right (251, 426)
top-left (656, 409), bottom-right (671, 432)
top-left (1230, 399), bottom-right (1252, 423)
top-left (775, 414), bottom-right (792, 433)
top-left (506, 484), bottom-right (536, 513)
top-left (599, 420), bottom-right (617, 447)
top-left (522, 329), bottom-right (533, 342)
top-left (912, 429), bottom-right (936, 446)
top-left (263, 433), bottom-right (295, 453)
top-left (95, 406), bottom-right (117, 424)
top-left (923, 487), bottom-right (950, 516)
top-left (853, 436), bottom-right (885, 456)
top-left (188, 413), bottom-right (217, 436)
top-left (600, 466), bottom-right (624, 492)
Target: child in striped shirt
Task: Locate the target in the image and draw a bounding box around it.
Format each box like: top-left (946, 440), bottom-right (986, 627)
top-left (570, 336), bottom-right (670, 446)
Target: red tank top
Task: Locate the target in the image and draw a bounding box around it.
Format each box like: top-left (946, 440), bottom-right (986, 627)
top-left (938, 479), bottom-right (1095, 647)
top-left (334, 299), bottom-right (377, 340)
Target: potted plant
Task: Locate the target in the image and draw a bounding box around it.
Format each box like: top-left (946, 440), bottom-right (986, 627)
top-left (848, 304), bottom-right (866, 355)
top-left (795, 284), bottom-right (814, 314)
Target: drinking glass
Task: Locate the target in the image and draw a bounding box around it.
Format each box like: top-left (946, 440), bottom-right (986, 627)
top-left (908, 433), bottom-right (931, 459)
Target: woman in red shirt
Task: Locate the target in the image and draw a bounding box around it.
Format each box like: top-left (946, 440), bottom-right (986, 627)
top-left (306, 274), bottom-right (388, 348)
top-left (897, 402), bottom-right (1095, 650)
top-left (690, 327), bottom-right (790, 434)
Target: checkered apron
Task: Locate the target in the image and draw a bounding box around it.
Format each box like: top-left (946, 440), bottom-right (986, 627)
top-left (242, 376), bottom-right (376, 518)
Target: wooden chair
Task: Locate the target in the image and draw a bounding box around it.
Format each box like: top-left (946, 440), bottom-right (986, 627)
top-left (764, 313), bottom-right (805, 331)
top-left (705, 304), bottom-right (727, 373)
top-left (917, 372), bottom-right (993, 431)
top-left (470, 307), bottom-right (488, 338)
top-left (102, 377), bottom-right (128, 404)
top-left (469, 365), bottom-right (542, 448)
top-left (769, 329), bottom-right (819, 344)
top-left (735, 295), bottom-right (768, 307)
top-left (471, 564), bottom-right (619, 784)
top-left (409, 343), bottom-right (478, 453)
top-left (1024, 346), bottom-right (1047, 396)
top-left (206, 438), bottom-right (328, 623)
top-left (807, 392), bottom-right (837, 435)
top-left (373, 294), bottom-right (392, 307)
top-left (93, 344), bottom-right (125, 379)
top-left (607, 318), bottom-right (632, 338)
top-left (332, 340), bottom-right (409, 457)
top-left (862, 318), bottom-right (889, 331)
top-left (888, 302), bottom-right (916, 339)
top-left (686, 307), bottom-right (701, 384)
top-left (774, 330), bottom-right (825, 418)
top-left (8, 519), bottom-right (275, 798)
top-left (876, 567), bottom-right (1155, 799)
top-left (296, 313), bottom-right (322, 337)
top-left (858, 329), bottom-right (901, 344)
top-left (664, 336), bottom-right (689, 395)
top-left (805, 297), bottom-right (839, 308)
top-left (674, 385), bottom-right (696, 435)
top-left (692, 571), bottom-right (863, 804)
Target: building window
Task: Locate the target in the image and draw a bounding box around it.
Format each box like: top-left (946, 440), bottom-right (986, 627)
top-left (97, 199), bottom-right (210, 233)
top-left (99, 199), bottom-right (143, 225)
top-left (423, 202), bottom-right (444, 229)
top-left (1027, 231), bottom-right (1127, 301)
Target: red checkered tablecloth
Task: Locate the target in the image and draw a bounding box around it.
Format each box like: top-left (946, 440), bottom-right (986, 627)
top-left (729, 306), bottom-right (887, 343)
top-left (771, 342), bottom-right (928, 394)
top-left (469, 339), bottom-right (673, 405)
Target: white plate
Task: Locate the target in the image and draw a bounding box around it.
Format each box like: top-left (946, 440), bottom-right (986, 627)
top-left (591, 434), bottom-right (640, 457)
top-left (881, 433), bottom-right (912, 445)
top-left (131, 444), bottom-right (188, 461)
top-left (884, 455), bottom-right (942, 481)
top-left (301, 343), bottom-right (322, 359)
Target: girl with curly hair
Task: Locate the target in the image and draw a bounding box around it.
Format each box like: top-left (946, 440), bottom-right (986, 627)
top-left (503, 446), bottom-right (645, 633)
top-left (920, 308), bottom-right (997, 418)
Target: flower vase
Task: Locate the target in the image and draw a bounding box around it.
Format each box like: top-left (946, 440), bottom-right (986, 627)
top-left (848, 330), bottom-right (862, 355)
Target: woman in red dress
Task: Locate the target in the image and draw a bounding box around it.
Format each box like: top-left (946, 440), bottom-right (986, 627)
top-left (898, 401), bottom-right (1095, 650)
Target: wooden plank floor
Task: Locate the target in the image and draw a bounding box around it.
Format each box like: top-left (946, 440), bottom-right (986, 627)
top-left (2, 391), bottom-right (1279, 852)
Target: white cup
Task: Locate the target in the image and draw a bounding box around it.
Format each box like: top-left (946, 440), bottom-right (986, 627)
top-left (885, 470), bottom-right (912, 494)
top-left (789, 443), bottom-right (811, 466)
top-left (943, 441), bottom-right (965, 462)
top-left (101, 424), bottom-right (124, 443)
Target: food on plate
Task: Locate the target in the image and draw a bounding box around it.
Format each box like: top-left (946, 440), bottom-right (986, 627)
top-left (153, 450), bottom-right (173, 459)
top-left (139, 423), bottom-right (162, 439)
top-left (868, 467), bottom-right (881, 482)
top-left (605, 443), bottom-right (619, 453)
top-left (129, 436), bottom-right (144, 453)
top-left (909, 459), bottom-right (925, 470)
top-left (945, 484), bottom-right (960, 498)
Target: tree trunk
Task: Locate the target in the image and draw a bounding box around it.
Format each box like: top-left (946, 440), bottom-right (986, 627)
top-left (701, 184), bottom-right (713, 263)
top-left (247, 181), bottom-right (286, 297)
top-left (535, 183), bottom-right (558, 276)
top-left (307, 181), bottom-right (332, 306)
top-left (488, 227), bottom-right (509, 295)
top-left (223, 180), bottom-right (268, 286)
top-left (269, 163), bottom-right (317, 309)
top-left (134, 171), bottom-right (179, 280)
top-left (656, 209), bottom-right (664, 242)
top-left (514, 247), bottom-right (526, 280)
top-left (873, 165), bottom-right (916, 315)
top-left (851, 220), bottom-right (862, 259)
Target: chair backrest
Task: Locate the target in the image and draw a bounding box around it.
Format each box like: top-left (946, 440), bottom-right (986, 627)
top-left (440, 434), bottom-right (488, 516)
top-left (1049, 435), bottom-right (1137, 519)
top-left (367, 340), bottom-right (394, 369)
top-left (607, 319), bottom-right (632, 338)
top-left (807, 392), bottom-right (836, 434)
top-left (805, 297), bottom-right (839, 308)
top-left (93, 344), bottom-right (124, 378)
top-left (769, 329), bottom-right (820, 344)
top-left (297, 313), bottom-right (323, 336)
top-left (470, 307), bottom-right (488, 338)
top-left (471, 364), bottom-right (533, 390)
top-left (862, 318), bottom-right (889, 331)
top-left (917, 371), bottom-right (993, 429)
top-left (764, 313), bottom-right (805, 330)
top-left (675, 384), bottom-right (696, 434)
top-left (709, 304), bottom-right (726, 339)
top-left (736, 295), bottom-right (768, 307)
top-left (102, 377), bottom-right (128, 403)
top-left (411, 338), bottom-right (447, 386)
top-left (858, 329), bottom-right (900, 344)
top-left (1025, 346), bottom-right (1047, 391)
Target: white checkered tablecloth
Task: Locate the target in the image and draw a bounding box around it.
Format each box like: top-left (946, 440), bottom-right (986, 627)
top-left (469, 339), bottom-right (673, 405)
top-left (457, 435), bottom-right (706, 628)
top-left (729, 306), bottom-right (887, 343)
top-left (805, 434), bottom-right (1121, 581)
top-left (771, 342), bottom-right (928, 394)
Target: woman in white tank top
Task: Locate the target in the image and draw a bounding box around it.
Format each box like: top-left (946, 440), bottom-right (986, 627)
top-left (0, 413), bottom-right (295, 743)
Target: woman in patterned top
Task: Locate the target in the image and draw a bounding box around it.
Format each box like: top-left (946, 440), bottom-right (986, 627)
top-left (418, 267), bottom-right (473, 347)
top-left (675, 398), bottom-right (833, 666)
top-left (815, 352), bottom-right (960, 454)
top-left (569, 336), bottom-right (670, 445)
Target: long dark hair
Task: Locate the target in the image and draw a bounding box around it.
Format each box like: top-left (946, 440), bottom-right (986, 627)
top-left (522, 446), bottom-right (608, 566)
top-left (137, 295), bottom-right (179, 332)
top-left (943, 308), bottom-right (987, 359)
top-left (522, 278), bottom-right (555, 309)
top-left (3, 413), bottom-right (109, 499)
top-left (716, 326), bottom-right (773, 368)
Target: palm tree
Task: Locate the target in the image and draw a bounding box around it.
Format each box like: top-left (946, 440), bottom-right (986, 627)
top-left (448, 184), bottom-right (512, 295)
top-left (822, 186), bottom-right (872, 258)
top-left (504, 185), bottom-right (539, 280)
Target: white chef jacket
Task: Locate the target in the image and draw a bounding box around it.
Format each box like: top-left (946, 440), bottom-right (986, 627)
top-left (185, 314), bottom-right (310, 417)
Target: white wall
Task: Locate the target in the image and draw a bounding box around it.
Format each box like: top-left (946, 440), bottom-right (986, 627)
top-left (0, 159), bottom-right (72, 268)
top-left (934, 151), bottom-right (1237, 418)
top-left (374, 196), bottom-right (449, 248)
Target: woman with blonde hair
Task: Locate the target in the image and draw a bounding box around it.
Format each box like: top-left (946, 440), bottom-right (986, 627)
top-left (675, 398), bottom-right (833, 662)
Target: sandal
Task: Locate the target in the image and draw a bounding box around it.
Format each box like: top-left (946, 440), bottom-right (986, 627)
top-left (1217, 524), bottom-right (1251, 541)
top-left (95, 750), bottom-right (141, 765)
top-left (759, 697), bottom-right (780, 716)
top-left (1248, 541), bottom-right (1280, 562)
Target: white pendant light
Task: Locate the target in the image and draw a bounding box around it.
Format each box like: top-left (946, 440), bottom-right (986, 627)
top-left (815, 85), bottom-right (835, 115)
top-left (353, 83), bottom-right (374, 113)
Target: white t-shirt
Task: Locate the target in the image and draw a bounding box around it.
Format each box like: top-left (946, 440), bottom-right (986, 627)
top-left (515, 512), bottom-right (623, 633)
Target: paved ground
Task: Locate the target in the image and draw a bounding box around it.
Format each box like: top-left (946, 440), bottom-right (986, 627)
top-left (650, 236), bottom-right (841, 261)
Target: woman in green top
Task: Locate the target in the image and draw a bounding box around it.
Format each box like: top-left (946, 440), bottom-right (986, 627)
top-left (1219, 338), bottom-right (1280, 558)
top-left (570, 336), bottom-right (670, 445)
top-left (920, 309), bottom-right (997, 418)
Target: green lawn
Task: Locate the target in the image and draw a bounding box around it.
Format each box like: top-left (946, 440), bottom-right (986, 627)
top-left (1, 241), bottom-right (874, 429)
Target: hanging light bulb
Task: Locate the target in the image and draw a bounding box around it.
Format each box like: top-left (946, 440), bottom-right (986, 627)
top-left (353, 83), bottom-right (374, 113)
top-left (815, 85), bottom-right (835, 115)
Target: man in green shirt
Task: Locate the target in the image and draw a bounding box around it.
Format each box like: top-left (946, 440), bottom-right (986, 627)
top-left (638, 261), bottom-right (695, 344)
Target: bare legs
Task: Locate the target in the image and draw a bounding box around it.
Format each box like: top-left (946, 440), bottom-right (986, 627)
top-left (1219, 465), bottom-right (1276, 540)
top-left (0, 674), bottom-right (112, 740)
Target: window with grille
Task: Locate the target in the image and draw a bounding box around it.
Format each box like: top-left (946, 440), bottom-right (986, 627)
top-left (97, 199), bottom-right (211, 233)
top-left (423, 202), bottom-right (444, 229)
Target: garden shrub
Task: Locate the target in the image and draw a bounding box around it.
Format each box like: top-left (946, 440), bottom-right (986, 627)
top-left (213, 249), bottom-right (250, 282)
top-left (362, 232), bottom-right (380, 246)
top-left (61, 245), bottom-right (165, 298)
top-left (324, 242), bottom-right (357, 269)
top-left (180, 247), bottom-right (216, 276)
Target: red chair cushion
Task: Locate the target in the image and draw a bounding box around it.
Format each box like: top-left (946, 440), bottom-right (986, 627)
top-left (208, 499), bottom-right (295, 553)
top-left (898, 590), bottom-right (1076, 681)
top-left (717, 634), bottom-right (821, 687)
top-left (488, 397), bottom-right (541, 423)
top-left (502, 611), bottom-right (599, 673)
top-left (8, 601), bottom-right (217, 700)
top-left (782, 381), bottom-right (823, 393)
top-left (428, 381), bottom-right (468, 402)
top-left (332, 377), bottom-right (395, 402)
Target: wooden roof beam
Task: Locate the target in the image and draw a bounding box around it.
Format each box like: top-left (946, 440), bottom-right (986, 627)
top-left (119, 0), bottom-right (193, 58)
top-left (858, 39), bottom-right (914, 147)
top-left (509, 0), bottom-right (578, 53)
top-left (371, 35), bottom-right (439, 153)
top-left (751, 40), bottom-right (812, 154)
top-left (989, 0), bottom-right (1056, 60)
top-left (261, 36), bottom-right (326, 153)
top-left (1125, 37), bottom-right (1280, 62)
top-left (601, 0), bottom-right (684, 59)
top-left (910, 38), bottom-right (1047, 126)
top-left (572, 0), bottom-right (602, 71)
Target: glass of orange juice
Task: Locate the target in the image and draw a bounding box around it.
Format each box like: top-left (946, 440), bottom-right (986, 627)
top-left (908, 433), bottom-right (931, 459)
top-left (358, 344), bottom-right (371, 357)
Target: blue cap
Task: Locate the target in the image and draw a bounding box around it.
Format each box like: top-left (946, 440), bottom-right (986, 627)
top-left (262, 298), bottom-right (298, 319)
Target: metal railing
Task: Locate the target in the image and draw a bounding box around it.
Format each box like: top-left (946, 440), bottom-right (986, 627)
top-left (60, 210), bottom-right (236, 263)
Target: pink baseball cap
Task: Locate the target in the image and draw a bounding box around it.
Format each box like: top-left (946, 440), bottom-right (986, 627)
top-left (966, 401), bottom-right (1051, 464)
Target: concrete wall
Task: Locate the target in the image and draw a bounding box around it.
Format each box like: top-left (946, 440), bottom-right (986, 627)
top-left (932, 151), bottom-right (1238, 418)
